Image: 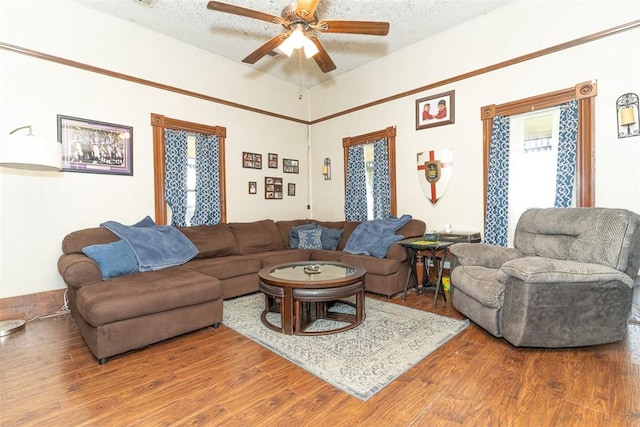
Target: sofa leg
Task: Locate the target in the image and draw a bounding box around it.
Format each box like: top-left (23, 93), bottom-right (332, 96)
top-left (211, 323), bottom-right (220, 329)
top-left (98, 357), bottom-right (108, 365)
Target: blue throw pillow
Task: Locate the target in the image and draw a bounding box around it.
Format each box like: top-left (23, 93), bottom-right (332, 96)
top-left (298, 229), bottom-right (323, 250)
top-left (289, 223), bottom-right (317, 248)
top-left (318, 225), bottom-right (344, 250)
top-left (82, 240), bottom-right (139, 280)
top-left (368, 234), bottom-right (404, 259)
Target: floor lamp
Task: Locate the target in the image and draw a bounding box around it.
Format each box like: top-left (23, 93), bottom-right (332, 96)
top-left (0, 125), bottom-right (61, 336)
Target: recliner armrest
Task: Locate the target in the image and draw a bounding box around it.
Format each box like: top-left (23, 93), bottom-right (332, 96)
top-left (449, 243), bottom-right (523, 269)
top-left (498, 257), bottom-right (635, 287)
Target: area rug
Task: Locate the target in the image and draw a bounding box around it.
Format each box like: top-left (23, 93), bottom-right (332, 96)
top-left (223, 293), bottom-right (469, 401)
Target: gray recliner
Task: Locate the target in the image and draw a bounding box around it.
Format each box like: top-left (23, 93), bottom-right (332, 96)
top-left (449, 207), bottom-right (640, 347)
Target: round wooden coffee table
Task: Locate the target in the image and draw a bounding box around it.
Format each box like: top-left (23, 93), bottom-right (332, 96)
top-left (258, 261), bottom-right (366, 335)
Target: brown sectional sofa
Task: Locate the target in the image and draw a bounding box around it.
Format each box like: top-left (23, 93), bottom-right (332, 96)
top-left (58, 218), bottom-right (425, 364)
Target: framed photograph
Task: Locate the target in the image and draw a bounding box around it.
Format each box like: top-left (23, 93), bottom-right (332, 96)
top-left (265, 177), bottom-right (283, 199)
top-left (268, 153), bottom-right (278, 168)
top-left (416, 90), bottom-right (455, 130)
top-left (283, 158), bottom-right (299, 174)
top-left (288, 183), bottom-right (296, 196)
top-left (248, 181), bottom-right (257, 194)
top-left (242, 152), bottom-right (262, 169)
top-left (58, 115), bottom-right (133, 175)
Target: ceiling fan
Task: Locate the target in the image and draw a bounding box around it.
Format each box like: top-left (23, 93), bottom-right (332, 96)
top-left (206, 0), bottom-right (390, 73)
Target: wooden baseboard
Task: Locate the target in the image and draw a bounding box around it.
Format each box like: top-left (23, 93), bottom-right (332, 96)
top-left (0, 289), bottom-right (66, 321)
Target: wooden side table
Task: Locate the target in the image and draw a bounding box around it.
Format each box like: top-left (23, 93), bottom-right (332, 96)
top-left (398, 239), bottom-right (454, 308)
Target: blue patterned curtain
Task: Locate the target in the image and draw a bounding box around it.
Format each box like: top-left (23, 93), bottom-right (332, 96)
top-left (164, 129), bottom-right (189, 227)
top-left (484, 116), bottom-right (511, 246)
top-left (554, 100), bottom-right (578, 207)
top-left (190, 133), bottom-right (221, 225)
top-left (344, 144), bottom-right (368, 221)
top-left (372, 138), bottom-right (391, 219)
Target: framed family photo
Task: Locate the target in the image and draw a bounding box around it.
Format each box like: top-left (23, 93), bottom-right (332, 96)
top-left (268, 153), bottom-right (278, 168)
top-left (264, 177), bottom-right (283, 199)
top-left (416, 90), bottom-right (455, 130)
top-left (58, 115), bottom-right (133, 175)
top-left (283, 158), bottom-right (299, 174)
top-left (242, 152), bottom-right (262, 169)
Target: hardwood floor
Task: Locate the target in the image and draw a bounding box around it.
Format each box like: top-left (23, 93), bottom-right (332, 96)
top-left (1, 292), bottom-right (639, 426)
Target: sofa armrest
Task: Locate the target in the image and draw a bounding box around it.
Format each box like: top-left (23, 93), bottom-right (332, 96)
top-left (385, 242), bottom-right (407, 261)
top-left (57, 254), bottom-right (102, 289)
top-left (498, 257), bottom-right (635, 287)
top-left (449, 243), bottom-right (523, 269)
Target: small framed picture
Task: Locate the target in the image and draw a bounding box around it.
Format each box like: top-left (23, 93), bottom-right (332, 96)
top-left (242, 152), bottom-right (262, 169)
top-left (283, 158), bottom-right (299, 174)
top-left (416, 90), bottom-right (455, 130)
top-left (58, 115), bottom-right (133, 175)
top-left (248, 181), bottom-right (257, 194)
top-left (268, 153), bottom-right (278, 168)
top-left (288, 183), bottom-right (296, 196)
top-left (265, 177), bottom-right (283, 199)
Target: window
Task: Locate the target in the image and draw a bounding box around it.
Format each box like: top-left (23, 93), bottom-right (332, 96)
top-left (151, 113), bottom-right (227, 226)
top-left (343, 126), bottom-right (397, 220)
top-left (481, 81), bottom-right (596, 246)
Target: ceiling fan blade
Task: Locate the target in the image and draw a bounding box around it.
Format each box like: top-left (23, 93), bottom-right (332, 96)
top-left (242, 34), bottom-right (286, 64)
top-left (295, 0), bottom-right (320, 19)
top-left (316, 20), bottom-right (390, 36)
top-left (307, 36), bottom-right (336, 73)
top-left (207, 1), bottom-right (283, 25)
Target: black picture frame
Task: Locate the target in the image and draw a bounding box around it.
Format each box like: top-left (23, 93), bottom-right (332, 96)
top-left (58, 115), bottom-right (133, 175)
top-left (283, 158), bottom-right (299, 174)
top-left (268, 153), bottom-right (278, 168)
top-left (242, 152), bottom-right (262, 169)
top-left (265, 177), bottom-right (283, 199)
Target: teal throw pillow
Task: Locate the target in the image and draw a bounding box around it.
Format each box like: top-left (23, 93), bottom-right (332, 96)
top-left (298, 229), bottom-right (323, 250)
top-left (368, 234), bottom-right (404, 259)
top-left (318, 225), bottom-right (344, 250)
top-left (289, 223), bottom-right (317, 248)
top-left (82, 240), bottom-right (139, 280)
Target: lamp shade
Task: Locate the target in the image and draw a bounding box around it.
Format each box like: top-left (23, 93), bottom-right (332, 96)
top-left (0, 133), bottom-right (62, 171)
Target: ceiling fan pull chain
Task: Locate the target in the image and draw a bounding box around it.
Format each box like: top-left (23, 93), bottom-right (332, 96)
top-left (298, 49), bottom-right (303, 100)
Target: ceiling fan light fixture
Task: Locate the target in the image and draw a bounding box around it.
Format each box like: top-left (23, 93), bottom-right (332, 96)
top-left (302, 37), bottom-right (319, 58)
top-left (277, 25), bottom-right (306, 57)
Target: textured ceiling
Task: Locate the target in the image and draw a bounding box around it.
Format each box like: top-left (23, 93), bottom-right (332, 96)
top-left (72, 0), bottom-right (516, 88)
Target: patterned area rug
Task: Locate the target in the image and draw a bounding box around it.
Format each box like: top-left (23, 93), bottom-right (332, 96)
top-left (223, 293), bottom-right (469, 401)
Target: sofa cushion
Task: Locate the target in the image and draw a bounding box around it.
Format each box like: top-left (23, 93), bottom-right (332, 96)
top-left (298, 229), bottom-right (323, 249)
top-left (82, 240), bottom-right (139, 279)
top-left (179, 224), bottom-right (239, 258)
top-left (76, 266), bottom-right (221, 327)
top-left (396, 219), bottom-right (427, 242)
top-left (261, 249), bottom-right (313, 267)
top-left (186, 255), bottom-right (263, 280)
top-left (335, 222), bottom-right (361, 250)
top-left (340, 253), bottom-right (400, 276)
top-left (229, 219), bottom-right (284, 254)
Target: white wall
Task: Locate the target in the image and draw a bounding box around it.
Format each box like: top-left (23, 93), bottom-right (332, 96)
top-left (309, 0), bottom-right (640, 232)
top-left (0, 0), bottom-right (310, 299)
